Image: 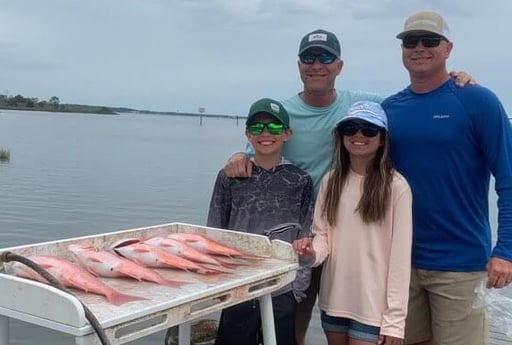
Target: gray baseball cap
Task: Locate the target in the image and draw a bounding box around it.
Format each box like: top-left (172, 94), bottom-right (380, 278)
top-left (298, 29), bottom-right (341, 57)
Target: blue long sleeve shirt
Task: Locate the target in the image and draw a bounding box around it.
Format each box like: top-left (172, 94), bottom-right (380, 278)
top-left (383, 79), bottom-right (512, 271)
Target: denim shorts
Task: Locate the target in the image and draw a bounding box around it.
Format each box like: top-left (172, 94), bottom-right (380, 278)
top-left (321, 311), bottom-right (380, 343)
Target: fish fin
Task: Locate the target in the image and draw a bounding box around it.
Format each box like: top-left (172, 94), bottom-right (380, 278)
top-left (161, 279), bottom-right (187, 288)
top-left (194, 266), bottom-right (221, 275)
top-left (132, 258), bottom-right (148, 267)
top-left (67, 277), bottom-right (90, 293)
top-left (84, 266), bottom-right (100, 277)
top-left (38, 263), bottom-right (55, 270)
top-left (134, 247), bottom-right (151, 253)
top-left (123, 272), bottom-right (144, 281)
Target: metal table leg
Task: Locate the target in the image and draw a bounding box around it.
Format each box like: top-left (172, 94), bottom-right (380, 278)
top-left (0, 316), bottom-right (8, 345)
top-left (258, 294), bottom-right (276, 345)
top-left (178, 321), bottom-right (191, 345)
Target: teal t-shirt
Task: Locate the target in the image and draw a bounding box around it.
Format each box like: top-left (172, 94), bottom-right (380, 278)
top-left (276, 90), bottom-right (384, 195)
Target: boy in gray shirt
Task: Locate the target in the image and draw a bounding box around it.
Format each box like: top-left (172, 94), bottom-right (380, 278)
top-left (207, 98), bottom-right (314, 345)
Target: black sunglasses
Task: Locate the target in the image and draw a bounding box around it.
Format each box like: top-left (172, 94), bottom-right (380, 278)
top-left (338, 121), bottom-right (381, 138)
top-left (402, 35), bottom-right (447, 49)
top-left (299, 51), bottom-right (337, 65)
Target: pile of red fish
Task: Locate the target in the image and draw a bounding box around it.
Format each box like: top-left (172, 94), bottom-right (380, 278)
top-left (11, 233), bottom-right (260, 305)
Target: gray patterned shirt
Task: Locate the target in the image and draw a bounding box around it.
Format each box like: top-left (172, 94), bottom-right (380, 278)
top-left (207, 161), bottom-right (314, 302)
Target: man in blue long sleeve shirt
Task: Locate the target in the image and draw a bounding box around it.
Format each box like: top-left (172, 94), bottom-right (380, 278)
top-left (382, 11), bottom-right (512, 345)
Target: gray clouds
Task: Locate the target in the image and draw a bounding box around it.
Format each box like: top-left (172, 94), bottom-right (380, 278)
top-left (0, 0), bottom-right (510, 115)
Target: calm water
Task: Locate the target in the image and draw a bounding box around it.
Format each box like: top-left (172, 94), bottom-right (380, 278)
top-left (0, 110), bottom-right (246, 246)
top-left (0, 109), bottom-right (506, 344)
top-left (0, 109), bottom-right (245, 345)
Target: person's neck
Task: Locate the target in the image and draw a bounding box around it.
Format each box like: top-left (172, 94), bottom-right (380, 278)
top-left (253, 153), bottom-right (282, 171)
top-left (410, 70), bottom-right (451, 94)
top-left (300, 88), bottom-right (337, 107)
top-left (350, 156), bottom-right (371, 175)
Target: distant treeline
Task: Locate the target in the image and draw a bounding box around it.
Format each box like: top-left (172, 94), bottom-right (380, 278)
top-left (0, 93), bottom-right (116, 115)
top-left (0, 93), bottom-right (245, 119)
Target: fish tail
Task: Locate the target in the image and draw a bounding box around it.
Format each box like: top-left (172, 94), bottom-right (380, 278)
top-left (107, 292), bottom-right (147, 306)
top-left (200, 264), bottom-right (235, 274)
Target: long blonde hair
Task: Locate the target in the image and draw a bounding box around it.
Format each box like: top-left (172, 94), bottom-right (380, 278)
top-left (321, 128), bottom-right (394, 226)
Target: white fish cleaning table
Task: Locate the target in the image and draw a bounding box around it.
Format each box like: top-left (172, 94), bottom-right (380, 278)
top-left (0, 222), bottom-right (298, 345)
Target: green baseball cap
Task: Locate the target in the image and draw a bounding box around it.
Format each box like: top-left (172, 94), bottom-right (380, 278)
top-left (246, 98), bottom-right (290, 127)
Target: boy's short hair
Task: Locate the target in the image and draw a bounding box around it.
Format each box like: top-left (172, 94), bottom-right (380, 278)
top-left (246, 98), bottom-right (290, 127)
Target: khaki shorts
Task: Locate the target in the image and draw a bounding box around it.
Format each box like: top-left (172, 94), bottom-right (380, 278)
top-left (405, 269), bottom-right (488, 345)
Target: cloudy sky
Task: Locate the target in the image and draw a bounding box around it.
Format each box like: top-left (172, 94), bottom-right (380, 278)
top-left (1, 0), bottom-right (511, 116)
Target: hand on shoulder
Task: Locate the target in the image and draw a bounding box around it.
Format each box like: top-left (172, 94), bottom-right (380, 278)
top-left (224, 152), bottom-right (252, 178)
top-left (449, 70), bottom-right (477, 87)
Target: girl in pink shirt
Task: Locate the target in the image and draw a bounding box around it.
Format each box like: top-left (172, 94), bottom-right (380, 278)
top-left (293, 101), bottom-right (412, 345)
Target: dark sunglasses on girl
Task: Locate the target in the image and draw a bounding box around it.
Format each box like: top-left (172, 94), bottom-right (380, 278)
top-left (338, 121), bottom-right (381, 138)
top-left (247, 122), bottom-right (286, 135)
top-left (299, 51), bottom-right (337, 65)
top-left (402, 35), bottom-right (446, 49)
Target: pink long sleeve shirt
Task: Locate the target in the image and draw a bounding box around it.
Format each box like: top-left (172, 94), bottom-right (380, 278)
top-left (312, 170), bottom-right (413, 338)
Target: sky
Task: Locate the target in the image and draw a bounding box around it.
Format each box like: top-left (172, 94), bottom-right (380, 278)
top-left (1, 0), bottom-right (511, 116)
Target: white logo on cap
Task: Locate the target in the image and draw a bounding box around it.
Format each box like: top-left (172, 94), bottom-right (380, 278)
top-left (270, 103), bottom-right (280, 113)
top-left (349, 104), bottom-right (380, 117)
top-left (309, 33), bottom-right (327, 42)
